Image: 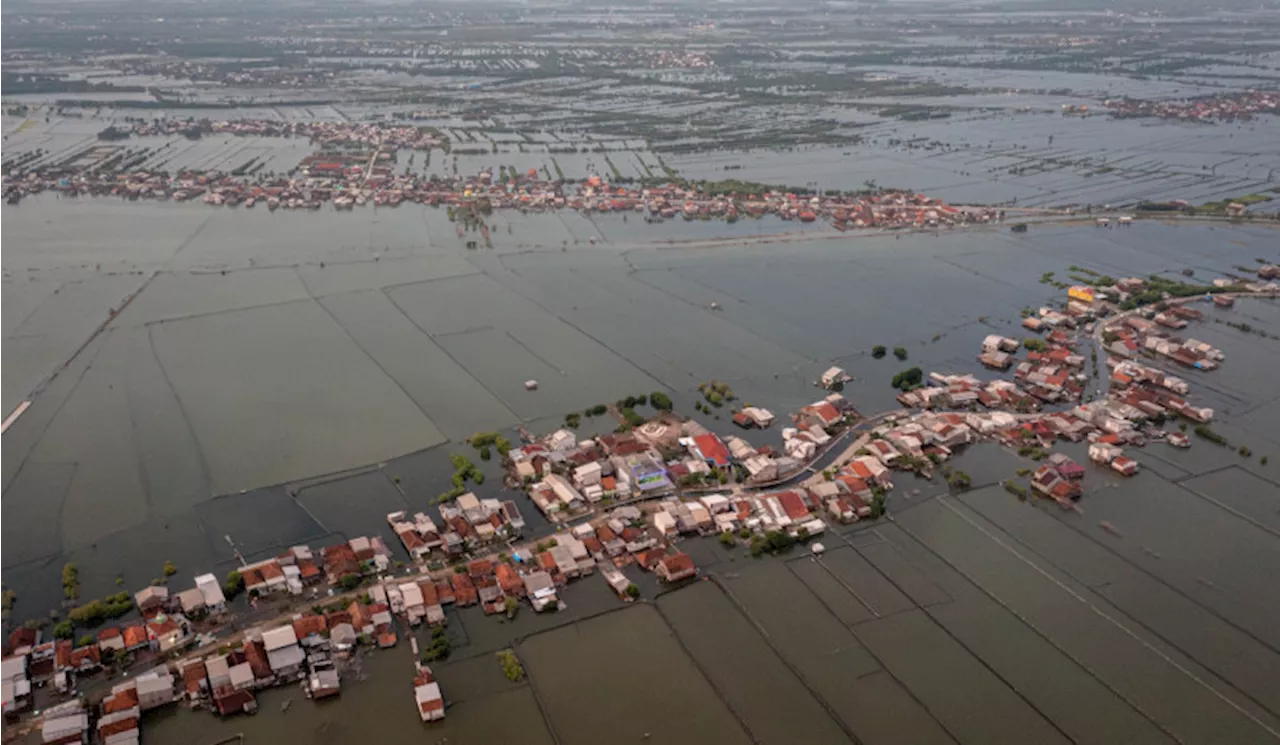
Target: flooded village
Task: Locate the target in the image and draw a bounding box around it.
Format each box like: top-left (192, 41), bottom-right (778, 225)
top-left (5, 0), bottom-right (1280, 743)
top-left (4, 254), bottom-right (1278, 743)
top-left (2, 115), bottom-right (1006, 233)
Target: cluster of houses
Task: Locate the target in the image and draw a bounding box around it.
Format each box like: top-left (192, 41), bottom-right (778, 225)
top-left (898, 371), bottom-right (1046, 412)
top-left (1031, 453), bottom-right (1087, 502)
top-left (387, 495), bottom-right (526, 564)
top-left (2, 573), bottom-right (232, 720)
top-left (1107, 316), bottom-right (1225, 373)
top-left (504, 404), bottom-right (862, 529)
top-left (1103, 89), bottom-right (1278, 123)
top-left (7, 111), bottom-right (1001, 230)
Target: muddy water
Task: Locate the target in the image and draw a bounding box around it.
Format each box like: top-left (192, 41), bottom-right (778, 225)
top-left (4, 195), bottom-right (1280, 745)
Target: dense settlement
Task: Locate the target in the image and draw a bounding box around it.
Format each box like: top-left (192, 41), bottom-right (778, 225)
top-left (2, 259), bottom-right (1278, 743)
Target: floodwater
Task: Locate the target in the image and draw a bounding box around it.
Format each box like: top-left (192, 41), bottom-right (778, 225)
top-left (4, 191), bottom-right (1280, 744)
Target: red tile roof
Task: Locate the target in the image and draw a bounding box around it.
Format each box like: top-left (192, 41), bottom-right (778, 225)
top-left (660, 552), bottom-right (695, 578)
top-left (776, 490), bottom-right (810, 520)
top-left (98, 717), bottom-right (139, 738)
top-left (693, 433), bottom-right (731, 467)
top-left (183, 661), bottom-right (208, 693)
top-left (103, 687), bottom-right (139, 714)
top-left (297, 558), bottom-right (321, 579)
top-left (70, 644), bottom-right (101, 668)
top-left (55, 640), bottom-right (72, 668)
top-left (292, 615), bottom-right (327, 639)
top-left (97, 627), bottom-right (122, 641)
top-left (244, 640), bottom-right (272, 679)
top-left (213, 687), bottom-right (256, 716)
top-left (122, 624), bottom-right (148, 649)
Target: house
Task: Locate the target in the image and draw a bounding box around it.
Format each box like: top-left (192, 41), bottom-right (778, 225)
top-left (330, 623), bottom-right (357, 651)
top-left (1, 655), bottom-right (30, 716)
top-left (542, 474), bottom-right (585, 512)
top-left (1046, 453), bottom-right (1086, 480)
top-left (690, 433), bottom-right (732, 470)
top-left (414, 671), bottom-right (445, 722)
top-left (1089, 442), bottom-right (1122, 465)
top-left (181, 660), bottom-right (208, 703)
top-left (40, 701), bottom-right (89, 745)
top-left (1111, 456), bottom-right (1140, 476)
top-left (741, 406), bottom-right (775, 428)
top-left (7, 628), bottom-right (39, 657)
top-left (228, 661), bottom-right (255, 692)
top-left (292, 615), bottom-right (328, 646)
top-left (495, 563), bottom-right (525, 599)
top-left (243, 641), bottom-right (273, 683)
top-left (799, 401), bottom-right (842, 429)
top-left (136, 668), bottom-right (177, 710)
top-left (134, 586), bottom-right (169, 614)
top-left (205, 656), bottom-right (232, 691)
top-left (821, 366), bottom-right (851, 388)
top-left (322, 543), bottom-right (361, 583)
top-left (865, 440), bottom-right (901, 466)
top-left (1031, 465), bottom-right (1081, 501)
top-left (982, 335), bottom-right (1020, 353)
top-left (98, 714), bottom-right (139, 745)
top-left (193, 574), bottom-right (226, 612)
top-left (573, 461), bottom-right (603, 488)
top-left (68, 644), bottom-right (101, 673)
top-left (398, 582), bottom-right (426, 625)
top-left (656, 552), bottom-right (697, 583)
top-left (776, 490), bottom-right (811, 523)
top-left (146, 616), bottom-right (190, 654)
top-left (212, 687), bottom-right (257, 717)
top-left (522, 571), bottom-right (559, 612)
top-left (112, 626), bottom-right (137, 657)
top-left (261, 626), bottom-right (305, 678)
top-left (600, 565), bottom-right (633, 599)
top-left (176, 588), bottom-right (206, 617)
top-left (96, 628), bottom-right (125, 653)
top-left (310, 669), bottom-right (341, 700)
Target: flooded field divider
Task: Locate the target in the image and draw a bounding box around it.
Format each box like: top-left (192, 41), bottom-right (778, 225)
top-left (505, 644), bottom-right (564, 745)
top-left (709, 575), bottom-right (871, 745)
top-left (890, 499), bottom-right (1225, 744)
top-left (954, 487), bottom-right (1280, 717)
top-left (650, 592), bottom-right (767, 745)
top-left (813, 522), bottom-right (1078, 744)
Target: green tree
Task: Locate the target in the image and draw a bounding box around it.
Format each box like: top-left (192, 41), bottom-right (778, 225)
top-left (893, 347), bottom-right (908, 360)
top-left (626, 583), bottom-right (641, 599)
top-left (718, 532), bottom-right (736, 548)
top-left (53, 620), bottom-right (74, 639)
top-left (872, 345), bottom-right (887, 359)
top-left (163, 560), bottom-right (177, 577)
top-left (78, 634), bottom-right (95, 648)
top-left (224, 570), bottom-right (244, 599)
top-left (650, 392), bottom-right (673, 410)
top-left (497, 649), bottom-right (526, 682)
top-left (479, 446), bottom-right (492, 461)
top-left (62, 562), bottom-right (80, 600)
top-left (338, 574), bottom-right (362, 591)
top-left (1023, 337), bottom-right (1047, 352)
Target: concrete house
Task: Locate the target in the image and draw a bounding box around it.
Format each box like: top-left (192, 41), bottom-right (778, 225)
top-left (260, 626), bottom-right (305, 679)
